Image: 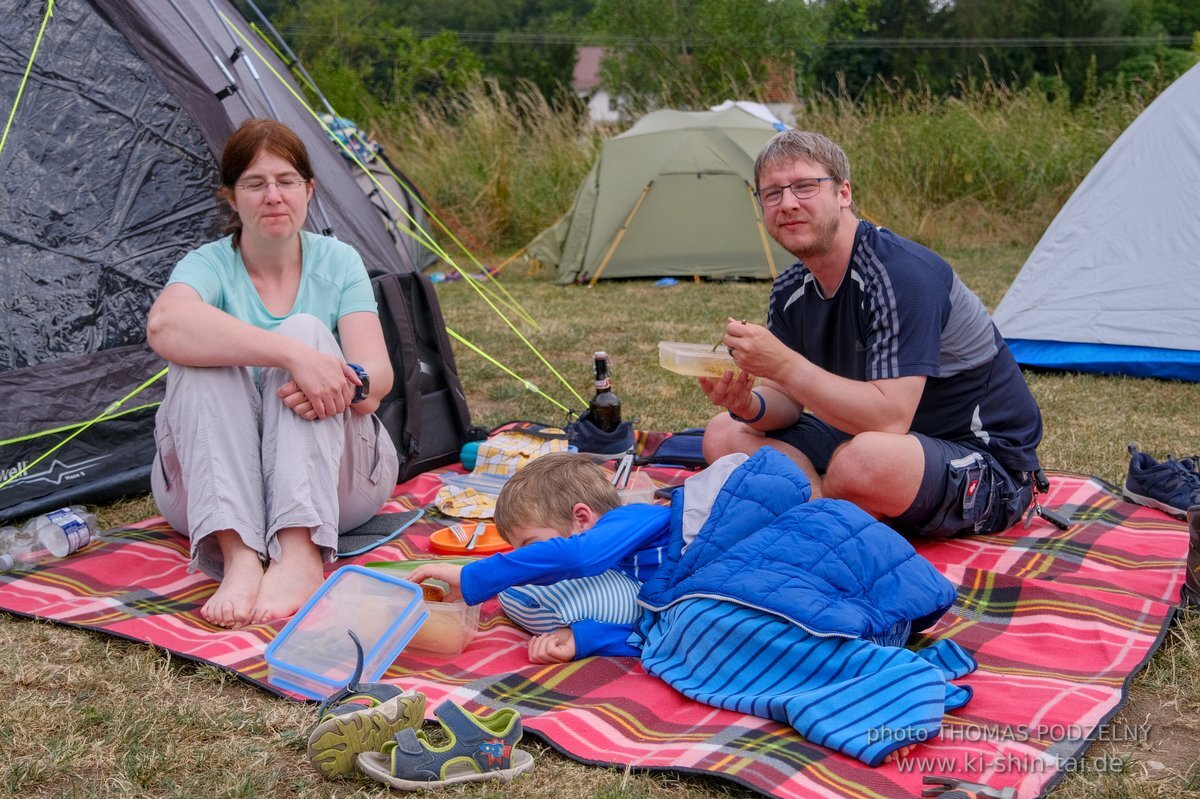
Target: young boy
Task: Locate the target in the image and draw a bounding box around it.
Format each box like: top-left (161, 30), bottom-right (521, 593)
top-left (408, 451), bottom-right (670, 662)
top-left (410, 447), bottom-right (976, 766)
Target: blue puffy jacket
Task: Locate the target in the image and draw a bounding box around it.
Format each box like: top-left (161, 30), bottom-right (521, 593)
top-left (637, 448), bottom-right (956, 639)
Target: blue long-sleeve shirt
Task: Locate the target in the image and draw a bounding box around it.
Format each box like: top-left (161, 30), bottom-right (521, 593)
top-left (460, 503), bottom-right (671, 657)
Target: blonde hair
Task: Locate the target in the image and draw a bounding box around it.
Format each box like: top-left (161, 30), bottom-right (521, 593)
top-left (754, 129), bottom-right (858, 214)
top-left (494, 452), bottom-right (620, 540)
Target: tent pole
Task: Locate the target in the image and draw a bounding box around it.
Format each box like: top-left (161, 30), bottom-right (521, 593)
top-left (747, 183), bottom-right (777, 280)
top-left (588, 182), bottom-right (653, 287)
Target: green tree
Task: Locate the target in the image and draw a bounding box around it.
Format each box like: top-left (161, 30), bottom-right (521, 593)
top-left (389, 0), bottom-right (594, 104)
top-left (245, 0), bottom-right (483, 120)
top-left (588, 0), bottom-right (828, 114)
top-left (812, 0), bottom-right (958, 96)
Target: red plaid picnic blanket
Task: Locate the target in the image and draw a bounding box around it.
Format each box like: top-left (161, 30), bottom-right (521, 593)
top-left (0, 467), bottom-right (1187, 799)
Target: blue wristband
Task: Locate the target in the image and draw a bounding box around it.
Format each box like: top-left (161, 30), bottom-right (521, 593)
top-left (728, 390), bottom-right (766, 424)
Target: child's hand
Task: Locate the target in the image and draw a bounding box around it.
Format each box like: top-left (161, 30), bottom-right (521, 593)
top-left (407, 563), bottom-right (464, 601)
top-left (527, 627), bottom-right (576, 664)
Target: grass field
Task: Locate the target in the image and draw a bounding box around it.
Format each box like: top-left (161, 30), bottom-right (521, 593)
top-left (4, 79), bottom-right (1199, 797)
top-left (3, 243), bottom-right (1198, 798)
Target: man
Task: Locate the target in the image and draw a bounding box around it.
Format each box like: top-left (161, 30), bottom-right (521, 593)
top-left (701, 130), bottom-right (1043, 537)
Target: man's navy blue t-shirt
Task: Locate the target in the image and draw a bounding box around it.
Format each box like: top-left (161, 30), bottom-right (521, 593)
top-left (766, 220), bottom-right (1042, 473)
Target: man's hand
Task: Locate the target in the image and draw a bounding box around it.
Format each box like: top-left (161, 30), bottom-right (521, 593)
top-left (407, 563), bottom-right (464, 601)
top-left (722, 318), bottom-right (794, 380)
top-left (528, 627), bottom-right (576, 664)
top-left (698, 368), bottom-right (757, 416)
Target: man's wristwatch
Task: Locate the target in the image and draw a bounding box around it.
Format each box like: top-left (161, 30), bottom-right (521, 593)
top-left (347, 363), bottom-right (370, 404)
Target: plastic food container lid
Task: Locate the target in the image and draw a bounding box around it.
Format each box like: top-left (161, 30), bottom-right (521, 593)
top-left (264, 565), bottom-right (427, 699)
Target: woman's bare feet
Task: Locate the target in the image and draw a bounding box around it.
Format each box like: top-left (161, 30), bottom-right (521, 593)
top-left (250, 527), bottom-right (325, 624)
top-left (201, 531), bottom-right (263, 629)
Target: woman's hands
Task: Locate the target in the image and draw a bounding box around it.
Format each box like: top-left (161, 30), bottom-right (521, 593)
top-left (276, 350), bottom-right (357, 420)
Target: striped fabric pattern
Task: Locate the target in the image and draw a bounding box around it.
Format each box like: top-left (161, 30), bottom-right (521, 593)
top-left (497, 569), bottom-right (643, 634)
top-left (639, 597), bottom-right (975, 766)
top-left (0, 465), bottom-right (1187, 799)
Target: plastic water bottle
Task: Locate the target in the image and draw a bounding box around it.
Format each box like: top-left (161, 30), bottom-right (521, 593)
top-left (0, 506), bottom-right (97, 570)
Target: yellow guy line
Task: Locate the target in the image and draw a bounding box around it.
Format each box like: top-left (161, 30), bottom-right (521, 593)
top-left (445, 328), bottom-right (570, 414)
top-left (0, 0), bottom-right (54, 161)
top-left (747, 182), bottom-right (777, 279)
top-left (222, 13), bottom-right (584, 407)
top-left (0, 368), bottom-right (169, 491)
top-left (0, 402), bottom-right (159, 447)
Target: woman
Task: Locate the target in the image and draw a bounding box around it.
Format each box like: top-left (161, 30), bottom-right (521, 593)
top-left (147, 118), bottom-right (398, 629)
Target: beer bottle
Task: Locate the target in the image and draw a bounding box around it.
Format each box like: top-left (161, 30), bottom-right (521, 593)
top-left (588, 351), bottom-right (622, 433)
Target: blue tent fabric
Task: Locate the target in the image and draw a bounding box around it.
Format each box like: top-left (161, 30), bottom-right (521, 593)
top-left (1006, 340), bottom-right (1200, 382)
top-left (993, 62), bottom-right (1200, 382)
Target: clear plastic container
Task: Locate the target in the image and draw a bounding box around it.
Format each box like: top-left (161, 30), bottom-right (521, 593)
top-left (264, 565), bottom-right (427, 699)
top-left (658, 341), bottom-right (736, 377)
top-left (618, 470), bottom-right (658, 505)
top-left (407, 600), bottom-right (480, 657)
top-left (361, 559), bottom-right (481, 658)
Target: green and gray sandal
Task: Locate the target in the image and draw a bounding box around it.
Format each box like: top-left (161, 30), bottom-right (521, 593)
top-left (307, 631), bottom-right (426, 779)
top-left (356, 699), bottom-right (534, 790)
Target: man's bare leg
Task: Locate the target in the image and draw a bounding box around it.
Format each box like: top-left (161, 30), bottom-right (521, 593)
top-left (251, 526), bottom-right (325, 624)
top-left (201, 530), bottom-right (263, 629)
top-left (822, 432), bottom-right (925, 518)
top-left (702, 412), bottom-right (824, 496)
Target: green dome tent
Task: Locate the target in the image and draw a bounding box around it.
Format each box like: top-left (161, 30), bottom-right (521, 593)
top-left (528, 105), bottom-right (793, 284)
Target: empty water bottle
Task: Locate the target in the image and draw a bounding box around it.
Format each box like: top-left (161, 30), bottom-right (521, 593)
top-left (0, 506), bottom-right (97, 570)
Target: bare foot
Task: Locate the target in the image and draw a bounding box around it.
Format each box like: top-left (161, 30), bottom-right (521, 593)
top-left (201, 532), bottom-right (263, 629)
top-left (882, 743), bottom-right (918, 764)
top-left (250, 527), bottom-right (325, 624)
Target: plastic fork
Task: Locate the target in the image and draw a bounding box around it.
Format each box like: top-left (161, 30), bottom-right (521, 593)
top-left (448, 523), bottom-right (470, 544)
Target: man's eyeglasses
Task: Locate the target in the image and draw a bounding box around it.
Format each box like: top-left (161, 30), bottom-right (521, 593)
top-left (235, 177), bottom-right (309, 194)
top-left (755, 177), bottom-right (836, 207)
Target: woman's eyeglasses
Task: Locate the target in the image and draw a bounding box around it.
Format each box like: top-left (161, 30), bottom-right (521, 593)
top-left (235, 177), bottom-right (309, 194)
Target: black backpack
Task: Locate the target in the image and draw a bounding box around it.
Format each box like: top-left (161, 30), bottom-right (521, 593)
top-left (370, 270), bottom-right (478, 481)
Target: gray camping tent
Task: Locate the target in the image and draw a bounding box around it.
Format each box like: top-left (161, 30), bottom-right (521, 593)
top-left (528, 105), bottom-right (793, 284)
top-left (0, 0), bottom-right (446, 521)
top-left (992, 61), bottom-right (1200, 381)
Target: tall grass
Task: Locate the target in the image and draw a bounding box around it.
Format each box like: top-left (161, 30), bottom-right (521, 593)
top-left (378, 77), bottom-right (1152, 259)
top-left (377, 80), bottom-right (602, 258)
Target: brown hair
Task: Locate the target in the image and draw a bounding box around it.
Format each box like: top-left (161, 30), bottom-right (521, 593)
top-left (493, 452), bottom-right (620, 541)
top-left (217, 118), bottom-right (314, 249)
top-left (754, 129), bottom-right (858, 214)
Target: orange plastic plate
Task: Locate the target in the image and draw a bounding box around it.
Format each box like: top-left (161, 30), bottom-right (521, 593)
top-left (428, 523), bottom-right (513, 555)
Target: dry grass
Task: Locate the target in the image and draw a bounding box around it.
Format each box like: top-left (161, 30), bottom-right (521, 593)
top-left (3, 81), bottom-right (1197, 796)
top-left (6, 244), bottom-right (1195, 797)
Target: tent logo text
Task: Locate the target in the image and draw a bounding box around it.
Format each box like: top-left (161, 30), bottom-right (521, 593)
top-left (1, 456), bottom-right (108, 488)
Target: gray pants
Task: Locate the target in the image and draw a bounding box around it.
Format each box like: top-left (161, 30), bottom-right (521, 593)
top-left (151, 314), bottom-right (399, 580)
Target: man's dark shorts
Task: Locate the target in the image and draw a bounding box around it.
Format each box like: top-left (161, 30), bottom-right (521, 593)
top-left (770, 414), bottom-right (1033, 538)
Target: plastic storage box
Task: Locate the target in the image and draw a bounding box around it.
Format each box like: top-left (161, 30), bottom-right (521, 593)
top-left (264, 565), bottom-right (428, 699)
top-left (362, 559), bottom-right (481, 658)
top-left (618, 470), bottom-right (658, 505)
top-left (658, 341), bottom-right (736, 377)
top-left (407, 599), bottom-right (480, 657)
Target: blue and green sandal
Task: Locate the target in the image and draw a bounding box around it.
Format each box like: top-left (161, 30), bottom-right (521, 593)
top-left (356, 699), bottom-right (534, 790)
top-left (306, 631), bottom-right (426, 779)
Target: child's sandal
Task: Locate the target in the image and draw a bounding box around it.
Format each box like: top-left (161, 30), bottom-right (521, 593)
top-left (307, 631), bottom-right (426, 778)
top-left (356, 699), bottom-right (534, 790)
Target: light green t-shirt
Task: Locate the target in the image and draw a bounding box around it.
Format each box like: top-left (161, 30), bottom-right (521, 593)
top-left (166, 231), bottom-right (377, 336)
